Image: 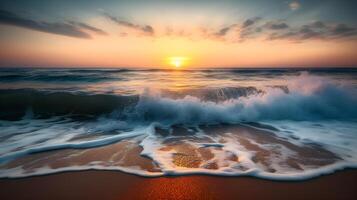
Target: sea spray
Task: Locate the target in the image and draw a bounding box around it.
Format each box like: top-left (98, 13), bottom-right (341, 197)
top-left (0, 68), bottom-right (356, 180)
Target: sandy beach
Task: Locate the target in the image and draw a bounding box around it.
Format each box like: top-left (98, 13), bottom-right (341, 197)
top-left (0, 169), bottom-right (356, 200)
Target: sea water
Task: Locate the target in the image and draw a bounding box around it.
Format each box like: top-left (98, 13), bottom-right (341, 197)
top-left (0, 68), bottom-right (356, 180)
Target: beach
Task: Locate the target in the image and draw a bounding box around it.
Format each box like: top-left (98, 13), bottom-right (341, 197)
top-left (1, 0), bottom-right (357, 199)
top-left (0, 68), bottom-right (357, 199)
top-left (0, 169), bottom-right (356, 200)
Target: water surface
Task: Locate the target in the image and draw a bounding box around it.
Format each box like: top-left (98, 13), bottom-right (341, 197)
top-left (0, 68), bottom-right (356, 180)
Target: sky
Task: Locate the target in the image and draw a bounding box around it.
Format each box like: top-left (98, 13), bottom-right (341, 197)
top-left (0, 0), bottom-right (357, 68)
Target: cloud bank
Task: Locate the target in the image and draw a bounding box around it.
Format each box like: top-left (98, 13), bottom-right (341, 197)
top-left (213, 16), bottom-right (357, 43)
top-left (1, 9), bottom-right (356, 43)
top-left (0, 10), bottom-right (106, 39)
top-left (104, 13), bottom-right (154, 35)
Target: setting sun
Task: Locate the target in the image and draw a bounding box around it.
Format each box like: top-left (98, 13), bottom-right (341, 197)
top-left (1, 1), bottom-right (357, 199)
top-left (168, 57), bottom-right (189, 68)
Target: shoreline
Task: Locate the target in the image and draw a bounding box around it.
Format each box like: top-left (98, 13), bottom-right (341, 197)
top-left (0, 169), bottom-right (356, 200)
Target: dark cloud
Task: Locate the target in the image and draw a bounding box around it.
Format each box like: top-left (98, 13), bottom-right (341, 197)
top-left (299, 26), bottom-right (321, 39)
top-left (216, 26), bottom-right (231, 36)
top-left (330, 24), bottom-right (356, 37)
top-left (309, 21), bottom-right (326, 29)
top-left (212, 16), bottom-right (356, 43)
top-left (267, 22), bottom-right (357, 41)
top-left (268, 31), bottom-right (297, 40)
top-left (104, 13), bottom-right (154, 35)
top-left (239, 19), bottom-right (289, 41)
top-left (238, 17), bottom-right (263, 41)
top-left (242, 17), bottom-right (261, 28)
top-left (215, 24), bottom-right (237, 36)
top-left (239, 19), bottom-right (290, 41)
top-left (264, 21), bottom-right (289, 30)
top-left (142, 25), bottom-right (154, 34)
top-left (0, 9), bottom-right (105, 39)
top-left (68, 21), bottom-right (107, 35)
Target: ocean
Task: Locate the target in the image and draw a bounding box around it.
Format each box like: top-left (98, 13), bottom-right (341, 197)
top-left (0, 68), bottom-right (356, 180)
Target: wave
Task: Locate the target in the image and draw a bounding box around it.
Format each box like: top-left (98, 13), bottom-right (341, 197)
top-left (0, 89), bottom-right (138, 120)
top-left (0, 86), bottom-right (260, 120)
top-left (162, 86), bottom-right (262, 102)
top-left (0, 71), bottom-right (121, 82)
top-left (1, 72), bottom-right (357, 122)
top-left (122, 72), bottom-right (357, 124)
top-left (0, 72), bottom-right (357, 180)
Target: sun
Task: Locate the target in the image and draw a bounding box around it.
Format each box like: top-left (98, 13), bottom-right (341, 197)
top-left (167, 56), bottom-right (189, 69)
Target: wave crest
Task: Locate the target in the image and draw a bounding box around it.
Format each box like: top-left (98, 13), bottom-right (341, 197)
top-left (123, 72), bottom-right (357, 124)
top-left (1, 72), bottom-right (356, 122)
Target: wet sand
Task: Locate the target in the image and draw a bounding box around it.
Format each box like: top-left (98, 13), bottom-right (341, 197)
top-left (0, 169), bottom-right (356, 200)
top-left (1, 124), bottom-right (342, 176)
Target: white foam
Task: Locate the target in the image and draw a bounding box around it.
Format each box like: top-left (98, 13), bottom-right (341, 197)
top-left (1, 72), bottom-right (357, 180)
top-left (0, 121), bottom-right (148, 163)
top-left (1, 120), bottom-right (357, 180)
top-left (123, 72), bottom-right (357, 125)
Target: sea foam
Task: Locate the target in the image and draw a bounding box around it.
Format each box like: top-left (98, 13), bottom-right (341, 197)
top-left (0, 70), bottom-right (356, 180)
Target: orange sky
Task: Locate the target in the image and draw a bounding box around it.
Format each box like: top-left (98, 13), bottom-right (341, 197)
top-left (1, 0), bottom-right (357, 68)
top-left (1, 28), bottom-right (356, 68)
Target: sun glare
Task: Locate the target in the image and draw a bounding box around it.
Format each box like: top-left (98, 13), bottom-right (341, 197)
top-left (167, 57), bottom-right (189, 69)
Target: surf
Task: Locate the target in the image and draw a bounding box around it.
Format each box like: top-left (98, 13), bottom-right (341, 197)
top-left (0, 69), bottom-right (356, 180)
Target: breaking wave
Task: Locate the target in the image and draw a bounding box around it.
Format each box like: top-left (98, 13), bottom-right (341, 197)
top-left (0, 71), bottom-right (357, 180)
top-left (2, 72), bottom-right (356, 122)
top-left (127, 72), bottom-right (357, 124)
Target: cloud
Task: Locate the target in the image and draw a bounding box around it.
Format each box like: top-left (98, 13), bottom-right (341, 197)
top-left (104, 13), bottom-right (154, 35)
top-left (68, 21), bottom-right (107, 35)
top-left (215, 24), bottom-right (237, 36)
top-left (142, 25), bottom-right (154, 34)
top-left (267, 21), bottom-right (357, 41)
top-left (242, 17), bottom-right (261, 28)
top-left (289, 1), bottom-right (301, 11)
top-left (0, 9), bottom-right (106, 39)
top-left (330, 24), bottom-right (356, 37)
top-left (264, 21), bottom-right (289, 30)
top-left (213, 18), bottom-right (261, 38)
top-left (212, 17), bottom-right (357, 43)
top-left (238, 17), bottom-right (262, 41)
top-left (309, 21), bottom-right (326, 29)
